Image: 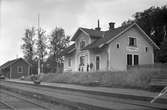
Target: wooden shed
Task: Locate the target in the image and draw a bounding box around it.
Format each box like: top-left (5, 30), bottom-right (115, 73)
top-left (0, 58), bottom-right (31, 79)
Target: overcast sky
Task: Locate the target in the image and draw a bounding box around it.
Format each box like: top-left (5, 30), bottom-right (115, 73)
top-left (0, 0), bottom-right (166, 65)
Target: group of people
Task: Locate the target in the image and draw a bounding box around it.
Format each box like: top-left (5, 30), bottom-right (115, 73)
top-left (78, 63), bottom-right (93, 72)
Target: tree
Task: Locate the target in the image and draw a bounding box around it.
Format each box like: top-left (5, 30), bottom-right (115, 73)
top-left (21, 27), bottom-right (35, 64)
top-left (47, 27), bottom-right (70, 73)
top-left (21, 27), bottom-right (38, 74)
top-left (122, 5), bottom-right (167, 62)
top-left (36, 28), bottom-right (48, 73)
top-left (122, 6), bottom-right (167, 46)
top-left (157, 39), bottom-right (167, 63)
top-left (36, 28), bottom-right (47, 61)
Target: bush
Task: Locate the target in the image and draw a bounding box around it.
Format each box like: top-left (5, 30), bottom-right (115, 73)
top-left (36, 69), bottom-right (158, 90)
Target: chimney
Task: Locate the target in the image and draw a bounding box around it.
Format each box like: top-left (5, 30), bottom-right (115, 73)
top-left (95, 19), bottom-right (101, 31)
top-left (109, 22), bottom-right (115, 30)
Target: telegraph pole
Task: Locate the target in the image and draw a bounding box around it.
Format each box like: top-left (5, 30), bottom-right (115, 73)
top-left (37, 14), bottom-right (41, 75)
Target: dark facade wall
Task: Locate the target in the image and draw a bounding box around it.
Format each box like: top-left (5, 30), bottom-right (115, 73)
top-left (11, 60), bottom-right (30, 79)
top-left (1, 68), bottom-right (10, 78)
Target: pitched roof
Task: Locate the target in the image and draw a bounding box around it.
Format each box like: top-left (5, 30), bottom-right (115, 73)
top-left (83, 25), bottom-right (130, 49)
top-left (71, 28), bottom-right (104, 41)
top-left (83, 23), bottom-right (159, 50)
top-left (0, 58), bottom-right (31, 70)
top-left (59, 43), bottom-right (76, 56)
top-left (63, 23), bottom-right (159, 56)
top-left (80, 28), bottom-right (104, 38)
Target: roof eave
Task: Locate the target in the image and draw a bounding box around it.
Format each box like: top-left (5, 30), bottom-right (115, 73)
top-left (99, 23), bottom-right (160, 50)
top-left (67, 48), bottom-right (76, 54)
top-left (71, 28), bottom-right (90, 41)
top-left (106, 23), bottom-right (135, 45)
top-left (135, 24), bottom-right (160, 50)
top-left (0, 65), bottom-right (11, 70)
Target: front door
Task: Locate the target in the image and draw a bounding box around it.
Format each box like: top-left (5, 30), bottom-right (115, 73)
top-left (134, 55), bottom-right (139, 65)
top-left (79, 55), bottom-right (88, 72)
top-left (127, 54), bottom-right (132, 66)
top-left (96, 56), bottom-right (100, 71)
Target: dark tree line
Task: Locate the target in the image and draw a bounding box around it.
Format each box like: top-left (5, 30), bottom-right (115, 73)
top-left (21, 27), bottom-right (70, 74)
top-left (122, 5), bottom-right (167, 63)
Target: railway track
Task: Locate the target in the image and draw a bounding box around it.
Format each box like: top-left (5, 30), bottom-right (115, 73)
top-left (0, 89), bottom-right (58, 110)
top-left (0, 81), bottom-right (164, 110)
top-left (0, 100), bottom-right (16, 110)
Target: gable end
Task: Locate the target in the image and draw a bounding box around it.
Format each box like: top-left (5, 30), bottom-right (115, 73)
top-left (100, 23), bottom-right (159, 50)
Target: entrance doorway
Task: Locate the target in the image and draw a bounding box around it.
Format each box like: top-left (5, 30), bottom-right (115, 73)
top-left (134, 55), bottom-right (139, 65)
top-left (79, 55), bottom-right (88, 72)
top-left (127, 54), bottom-right (139, 66)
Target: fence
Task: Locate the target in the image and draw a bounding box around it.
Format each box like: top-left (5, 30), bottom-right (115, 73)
top-left (128, 63), bottom-right (167, 70)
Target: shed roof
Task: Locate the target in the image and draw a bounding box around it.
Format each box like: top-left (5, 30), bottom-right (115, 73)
top-left (0, 58), bottom-right (31, 70)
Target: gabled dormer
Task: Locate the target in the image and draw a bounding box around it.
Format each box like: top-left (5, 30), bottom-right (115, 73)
top-left (71, 22), bottom-right (104, 51)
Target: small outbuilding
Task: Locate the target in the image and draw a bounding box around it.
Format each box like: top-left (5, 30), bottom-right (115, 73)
top-left (0, 58), bottom-right (31, 79)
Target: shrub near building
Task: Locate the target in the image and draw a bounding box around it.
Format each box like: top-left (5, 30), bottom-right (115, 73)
top-left (39, 69), bottom-right (157, 90)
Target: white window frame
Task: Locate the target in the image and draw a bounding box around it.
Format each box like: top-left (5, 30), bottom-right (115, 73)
top-left (79, 55), bottom-right (86, 66)
top-left (80, 40), bottom-right (86, 50)
top-left (128, 36), bottom-right (137, 47)
top-left (116, 42), bottom-right (120, 49)
top-left (145, 47), bottom-right (148, 52)
top-left (17, 66), bottom-right (23, 73)
top-left (126, 53), bottom-right (139, 66)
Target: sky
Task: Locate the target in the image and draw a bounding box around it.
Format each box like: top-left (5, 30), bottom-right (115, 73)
top-left (0, 0), bottom-right (167, 65)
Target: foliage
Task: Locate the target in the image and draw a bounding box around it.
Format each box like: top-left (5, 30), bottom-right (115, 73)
top-left (36, 28), bottom-right (47, 62)
top-left (21, 27), bottom-right (35, 63)
top-left (21, 27), bottom-right (38, 74)
top-left (21, 26), bottom-right (69, 74)
top-left (157, 39), bottom-right (167, 63)
top-left (38, 69), bottom-right (159, 90)
top-left (122, 5), bottom-right (167, 62)
top-left (47, 27), bottom-right (70, 73)
top-left (49, 27), bottom-right (70, 58)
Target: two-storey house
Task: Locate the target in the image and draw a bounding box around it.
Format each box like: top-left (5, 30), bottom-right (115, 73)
top-left (62, 22), bottom-right (159, 72)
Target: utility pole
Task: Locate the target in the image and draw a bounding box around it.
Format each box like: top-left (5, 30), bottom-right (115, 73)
top-left (37, 14), bottom-right (41, 75)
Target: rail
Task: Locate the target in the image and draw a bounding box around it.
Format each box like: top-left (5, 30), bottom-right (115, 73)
top-left (0, 100), bottom-right (16, 110)
top-left (0, 89), bottom-right (51, 110)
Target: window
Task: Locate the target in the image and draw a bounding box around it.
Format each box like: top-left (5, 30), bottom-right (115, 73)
top-left (96, 56), bottom-right (100, 70)
top-left (17, 66), bottom-right (23, 73)
top-left (145, 47), bottom-right (148, 52)
top-left (68, 58), bottom-right (72, 67)
top-left (80, 40), bottom-right (86, 50)
top-left (127, 54), bottom-right (132, 66)
top-left (116, 43), bottom-right (120, 48)
top-left (80, 56), bottom-right (85, 66)
top-left (134, 55), bottom-right (139, 65)
top-left (129, 37), bottom-right (137, 47)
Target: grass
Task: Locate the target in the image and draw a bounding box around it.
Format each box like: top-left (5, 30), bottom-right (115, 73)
top-left (24, 64), bottom-right (167, 90)
top-left (37, 70), bottom-right (159, 90)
